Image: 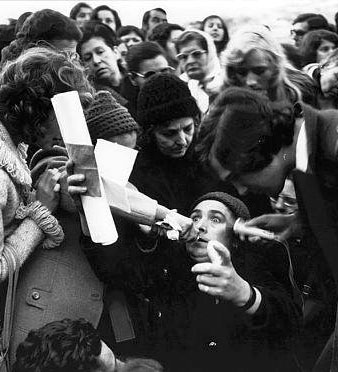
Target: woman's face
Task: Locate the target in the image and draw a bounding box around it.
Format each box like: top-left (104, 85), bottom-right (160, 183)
top-left (230, 49), bottom-right (277, 98)
top-left (97, 10), bottom-right (116, 31)
top-left (317, 39), bottom-right (337, 63)
top-left (203, 17), bottom-right (225, 42)
top-left (81, 37), bottom-right (121, 85)
top-left (320, 59), bottom-right (338, 98)
top-left (153, 117), bottom-right (194, 158)
top-left (75, 6), bottom-right (92, 28)
top-left (178, 40), bottom-right (209, 81)
top-left (187, 200), bottom-right (233, 262)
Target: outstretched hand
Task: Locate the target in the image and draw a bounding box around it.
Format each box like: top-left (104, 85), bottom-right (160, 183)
top-left (191, 240), bottom-right (250, 306)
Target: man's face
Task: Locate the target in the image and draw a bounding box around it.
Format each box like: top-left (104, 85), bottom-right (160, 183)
top-left (120, 31), bottom-right (143, 49)
top-left (187, 200), bottom-right (233, 263)
top-left (291, 22), bottom-right (309, 48)
top-left (148, 10), bottom-right (167, 35)
top-left (132, 54), bottom-right (170, 88)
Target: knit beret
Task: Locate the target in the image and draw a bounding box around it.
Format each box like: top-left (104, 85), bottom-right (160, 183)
top-left (85, 90), bottom-right (139, 143)
top-left (137, 73), bottom-right (200, 129)
top-left (190, 192), bottom-right (251, 221)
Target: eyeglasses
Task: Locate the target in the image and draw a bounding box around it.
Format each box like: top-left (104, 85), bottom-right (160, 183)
top-left (290, 29), bottom-right (306, 37)
top-left (176, 49), bottom-right (207, 62)
top-left (228, 66), bottom-right (268, 77)
top-left (131, 66), bottom-right (175, 79)
top-left (270, 195), bottom-right (298, 214)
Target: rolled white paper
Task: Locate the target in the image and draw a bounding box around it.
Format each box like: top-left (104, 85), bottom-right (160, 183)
top-left (51, 91), bottom-right (118, 245)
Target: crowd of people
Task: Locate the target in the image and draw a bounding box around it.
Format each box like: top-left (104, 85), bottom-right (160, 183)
top-left (0, 3), bottom-right (337, 372)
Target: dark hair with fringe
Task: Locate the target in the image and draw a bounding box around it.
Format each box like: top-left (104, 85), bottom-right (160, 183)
top-left (77, 20), bottom-right (117, 54)
top-left (70, 2), bottom-right (92, 20)
top-left (1, 9), bottom-right (82, 66)
top-left (175, 30), bottom-right (208, 53)
top-left (0, 46), bottom-right (94, 146)
top-left (91, 5), bottom-right (122, 32)
top-left (13, 318), bottom-right (102, 372)
top-left (299, 29), bottom-right (338, 66)
top-left (196, 87), bottom-right (295, 174)
top-left (125, 41), bottom-right (166, 73)
top-left (202, 15), bottom-right (229, 54)
top-left (148, 23), bottom-right (184, 49)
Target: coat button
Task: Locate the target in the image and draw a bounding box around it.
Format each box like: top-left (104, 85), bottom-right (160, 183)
top-left (31, 291), bottom-right (40, 300)
top-left (208, 341), bottom-right (217, 347)
top-left (163, 268), bottom-right (168, 277)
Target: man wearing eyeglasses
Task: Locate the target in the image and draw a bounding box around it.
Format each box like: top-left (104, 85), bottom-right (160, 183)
top-left (291, 13), bottom-right (329, 48)
top-left (121, 41), bottom-right (173, 118)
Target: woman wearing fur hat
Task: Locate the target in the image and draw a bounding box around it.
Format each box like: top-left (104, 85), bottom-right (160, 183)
top-left (184, 192), bottom-right (302, 372)
top-left (176, 29), bottom-right (225, 114)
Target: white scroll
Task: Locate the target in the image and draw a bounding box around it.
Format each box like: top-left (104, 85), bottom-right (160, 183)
top-left (51, 91), bottom-right (118, 245)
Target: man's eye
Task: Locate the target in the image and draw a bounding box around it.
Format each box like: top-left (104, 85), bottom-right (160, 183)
top-left (192, 216), bottom-right (200, 223)
top-left (211, 217), bottom-right (221, 223)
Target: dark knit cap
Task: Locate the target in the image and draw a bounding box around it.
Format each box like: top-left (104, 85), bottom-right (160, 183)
top-left (190, 192), bottom-right (251, 220)
top-left (85, 90), bottom-right (139, 143)
top-left (137, 73), bottom-right (200, 129)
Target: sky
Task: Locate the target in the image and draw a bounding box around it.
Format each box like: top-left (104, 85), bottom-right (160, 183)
top-left (0, 0), bottom-right (337, 43)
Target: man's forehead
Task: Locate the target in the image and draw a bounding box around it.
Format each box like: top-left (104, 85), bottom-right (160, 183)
top-left (150, 10), bottom-right (166, 19)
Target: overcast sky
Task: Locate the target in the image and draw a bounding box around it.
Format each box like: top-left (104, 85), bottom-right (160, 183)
top-left (1, 0), bottom-right (336, 42)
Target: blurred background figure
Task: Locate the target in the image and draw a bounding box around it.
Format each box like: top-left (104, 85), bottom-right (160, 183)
top-left (117, 25), bottom-right (145, 49)
top-left (202, 14), bottom-right (229, 56)
top-left (290, 13), bottom-right (330, 48)
top-left (142, 8), bottom-right (167, 40)
top-left (91, 4), bottom-right (122, 33)
top-left (69, 2), bottom-right (92, 29)
top-left (148, 22), bottom-right (184, 71)
top-left (299, 29), bottom-right (338, 69)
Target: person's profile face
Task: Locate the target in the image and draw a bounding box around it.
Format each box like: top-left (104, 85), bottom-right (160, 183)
top-left (132, 55), bottom-right (170, 88)
top-left (166, 29), bottom-right (183, 61)
top-left (187, 200), bottom-right (233, 263)
top-left (291, 22), bottom-right (309, 48)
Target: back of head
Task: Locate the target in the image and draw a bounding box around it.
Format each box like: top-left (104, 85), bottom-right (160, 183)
top-left (1, 9), bottom-right (82, 65)
top-left (137, 72), bottom-right (200, 129)
top-left (125, 41), bottom-right (165, 73)
top-left (148, 23), bottom-right (184, 49)
top-left (13, 318), bottom-right (102, 372)
top-left (196, 86), bottom-right (295, 173)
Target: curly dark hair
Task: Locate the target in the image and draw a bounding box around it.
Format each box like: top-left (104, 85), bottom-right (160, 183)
top-left (12, 318), bottom-right (102, 372)
top-left (196, 87), bottom-right (295, 175)
top-left (91, 5), bottom-right (122, 31)
top-left (0, 46), bottom-right (94, 146)
top-left (1, 9), bottom-right (82, 66)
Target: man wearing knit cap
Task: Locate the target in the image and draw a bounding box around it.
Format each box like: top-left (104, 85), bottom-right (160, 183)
top-left (85, 90), bottom-right (139, 148)
top-left (184, 191), bottom-right (302, 372)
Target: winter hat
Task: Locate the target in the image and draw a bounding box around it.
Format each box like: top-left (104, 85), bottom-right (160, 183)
top-left (85, 90), bottom-right (139, 143)
top-left (137, 73), bottom-right (200, 129)
top-left (190, 192), bottom-right (251, 221)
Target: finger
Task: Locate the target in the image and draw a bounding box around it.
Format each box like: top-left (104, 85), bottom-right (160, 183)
top-left (197, 283), bottom-right (222, 296)
top-left (244, 215), bottom-right (272, 227)
top-left (67, 173), bottom-right (86, 186)
top-left (208, 240), bottom-right (231, 266)
top-left (66, 160), bottom-right (75, 176)
top-left (68, 185), bottom-right (87, 195)
top-left (46, 159), bottom-right (68, 170)
top-left (196, 274), bottom-right (228, 287)
top-left (191, 263), bottom-right (225, 276)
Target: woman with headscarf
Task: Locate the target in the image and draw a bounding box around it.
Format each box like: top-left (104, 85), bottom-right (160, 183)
top-left (176, 29), bottom-right (225, 114)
